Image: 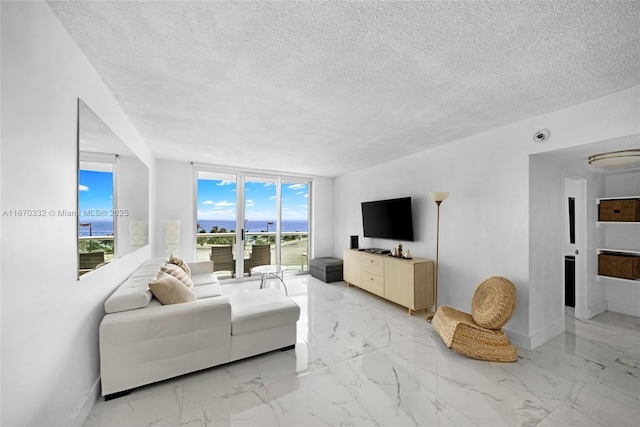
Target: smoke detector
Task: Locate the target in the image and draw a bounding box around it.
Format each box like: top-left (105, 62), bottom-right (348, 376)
top-left (533, 129), bottom-right (550, 143)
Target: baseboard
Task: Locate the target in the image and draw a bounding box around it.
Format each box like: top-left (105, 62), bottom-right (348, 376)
top-left (587, 301), bottom-right (608, 319)
top-left (607, 301), bottom-right (640, 318)
top-left (504, 328), bottom-right (532, 350)
top-left (527, 319), bottom-right (565, 350)
top-left (67, 378), bottom-right (100, 427)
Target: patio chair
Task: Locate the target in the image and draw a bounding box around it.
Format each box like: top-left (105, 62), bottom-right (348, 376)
top-left (79, 251), bottom-right (105, 270)
top-left (209, 245), bottom-right (235, 277)
top-left (432, 276), bottom-right (518, 362)
top-left (249, 244), bottom-right (271, 270)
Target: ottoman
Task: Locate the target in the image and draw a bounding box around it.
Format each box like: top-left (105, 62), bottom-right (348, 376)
top-left (309, 257), bottom-right (343, 283)
top-left (227, 288), bottom-right (300, 361)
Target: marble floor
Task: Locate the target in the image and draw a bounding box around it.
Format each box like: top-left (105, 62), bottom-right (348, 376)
top-left (84, 275), bottom-right (640, 427)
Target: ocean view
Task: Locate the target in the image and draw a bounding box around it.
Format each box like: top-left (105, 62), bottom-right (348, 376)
top-left (78, 219), bottom-right (308, 238)
top-left (198, 220), bottom-right (308, 233)
top-left (78, 220), bottom-right (114, 237)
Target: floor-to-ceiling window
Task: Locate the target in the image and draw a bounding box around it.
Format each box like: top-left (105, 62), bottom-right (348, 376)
top-left (196, 171), bottom-right (238, 278)
top-left (196, 167), bottom-right (311, 280)
top-left (280, 179), bottom-right (310, 272)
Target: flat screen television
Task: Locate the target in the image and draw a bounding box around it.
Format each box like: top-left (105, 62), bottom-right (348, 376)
top-left (361, 197), bottom-right (414, 241)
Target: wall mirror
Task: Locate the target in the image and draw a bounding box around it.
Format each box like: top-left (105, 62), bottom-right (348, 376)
top-left (77, 99), bottom-right (149, 278)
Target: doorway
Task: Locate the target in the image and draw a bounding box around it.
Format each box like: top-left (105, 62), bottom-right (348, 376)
top-left (563, 177), bottom-right (587, 319)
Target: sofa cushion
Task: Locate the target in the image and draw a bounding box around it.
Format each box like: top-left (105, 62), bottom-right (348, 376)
top-left (191, 272), bottom-right (219, 287)
top-left (104, 258), bottom-right (221, 314)
top-left (160, 263), bottom-right (194, 288)
top-left (128, 258), bottom-right (166, 278)
top-left (149, 274), bottom-right (197, 305)
top-left (193, 283), bottom-right (223, 299)
top-left (104, 274), bottom-right (154, 314)
top-left (227, 288), bottom-right (300, 336)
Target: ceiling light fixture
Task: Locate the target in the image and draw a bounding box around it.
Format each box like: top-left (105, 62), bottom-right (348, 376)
top-left (588, 149), bottom-right (640, 169)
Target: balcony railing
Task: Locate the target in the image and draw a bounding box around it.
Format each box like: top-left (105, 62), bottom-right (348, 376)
top-left (78, 235), bottom-right (115, 261)
top-left (196, 231), bottom-right (308, 276)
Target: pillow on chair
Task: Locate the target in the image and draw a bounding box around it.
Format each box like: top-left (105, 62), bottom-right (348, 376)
top-left (471, 276), bottom-right (517, 329)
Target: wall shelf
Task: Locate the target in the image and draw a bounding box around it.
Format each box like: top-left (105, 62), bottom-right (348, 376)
top-left (596, 195), bottom-right (640, 284)
top-left (597, 248), bottom-right (640, 255)
top-left (597, 248), bottom-right (640, 283)
top-left (597, 221), bottom-right (640, 227)
top-left (597, 275), bottom-right (640, 284)
top-left (593, 175), bottom-right (640, 316)
top-left (597, 196), bottom-right (640, 203)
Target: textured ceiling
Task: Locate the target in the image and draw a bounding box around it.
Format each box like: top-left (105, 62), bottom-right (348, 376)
top-left (47, 1), bottom-right (640, 177)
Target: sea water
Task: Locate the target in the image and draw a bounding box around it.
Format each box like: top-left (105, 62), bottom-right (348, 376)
top-left (78, 219), bottom-right (309, 236)
top-left (197, 220), bottom-right (308, 233)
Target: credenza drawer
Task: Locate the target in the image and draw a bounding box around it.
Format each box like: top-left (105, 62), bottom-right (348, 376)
top-left (362, 254), bottom-right (384, 276)
top-left (361, 271), bottom-right (384, 296)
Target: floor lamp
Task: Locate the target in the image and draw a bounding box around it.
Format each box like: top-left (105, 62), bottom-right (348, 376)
top-left (427, 191), bottom-right (449, 323)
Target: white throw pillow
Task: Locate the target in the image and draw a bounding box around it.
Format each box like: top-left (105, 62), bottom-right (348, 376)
top-left (149, 274), bottom-right (197, 305)
top-left (160, 263), bottom-right (194, 288)
top-left (168, 255), bottom-right (191, 276)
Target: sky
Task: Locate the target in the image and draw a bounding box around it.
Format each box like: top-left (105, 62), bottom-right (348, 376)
top-left (197, 178), bottom-right (309, 222)
top-left (78, 172), bottom-right (308, 224)
top-left (78, 170), bottom-right (114, 221)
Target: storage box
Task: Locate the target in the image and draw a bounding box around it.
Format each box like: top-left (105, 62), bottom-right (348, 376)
top-left (598, 252), bottom-right (640, 280)
top-left (599, 199), bottom-right (640, 222)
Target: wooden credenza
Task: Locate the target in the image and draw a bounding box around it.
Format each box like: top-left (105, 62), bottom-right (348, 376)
top-left (343, 248), bottom-right (434, 315)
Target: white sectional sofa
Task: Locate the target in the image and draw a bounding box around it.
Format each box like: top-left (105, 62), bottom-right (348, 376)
top-left (99, 258), bottom-right (300, 399)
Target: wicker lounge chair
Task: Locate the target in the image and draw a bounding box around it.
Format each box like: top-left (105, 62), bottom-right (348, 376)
top-left (79, 251), bottom-right (105, 270)
top-left (249, 244), bottom-right (271, 269)
top-left (210, 245), bottom-right (235, 277)
top-left (432, 276), bottom-right (518, 362)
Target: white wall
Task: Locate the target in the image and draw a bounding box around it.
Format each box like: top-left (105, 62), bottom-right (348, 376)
top-left (312, 176), bottom-right (335, 258)
top-left (335, 85), bottom-right (640, 349)
top-left (587, 174), bottom-right (607, 317)
top-left (528, 156), bottom-right (566, 345)
top-left (154, 160), bottom-right (197, 260)
top-left (335, 126), bottom-right (532, 344)
top-left (116, 156), bottom-right (150, 256)
top-left (1, 2), bottom-right (155, 426)
top-left (528, 148), bottom-right (614, 329)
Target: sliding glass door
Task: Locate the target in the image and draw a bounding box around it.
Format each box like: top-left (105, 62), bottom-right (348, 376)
top-left (196, 168), bottom-right (311, 280)
top-left (196, 171), bottom-right (239, 279)
top-left (243, 176), bottom-right (277, 275)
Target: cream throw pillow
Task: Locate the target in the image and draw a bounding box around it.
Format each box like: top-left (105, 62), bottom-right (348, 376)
top-left (160, 263), bottom-right (194, 288)
top-left (168, 255), bottom-right (191, 276)
top-left (149, 274), bottom-right (197, 305)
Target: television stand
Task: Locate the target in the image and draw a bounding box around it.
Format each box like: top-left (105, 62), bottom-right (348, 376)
top-left (363, 248), bottom-right (391, 254)
top-left (343, 249), bottom-right (434, 315)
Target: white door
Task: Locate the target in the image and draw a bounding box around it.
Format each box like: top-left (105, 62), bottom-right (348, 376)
top-left (564, 177), bottom-right (587, 319)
